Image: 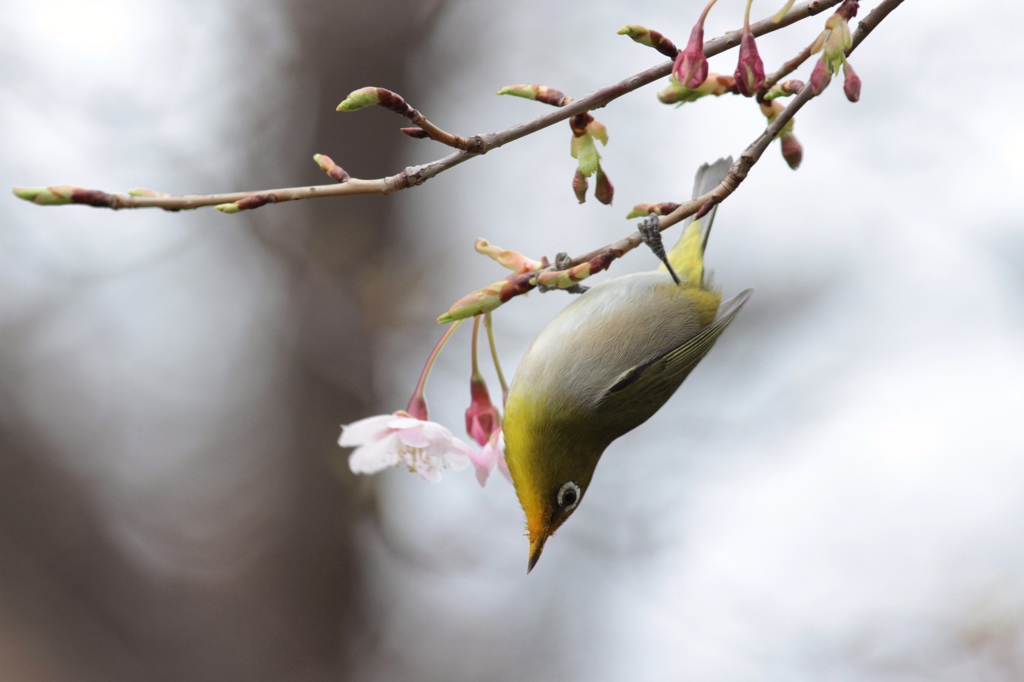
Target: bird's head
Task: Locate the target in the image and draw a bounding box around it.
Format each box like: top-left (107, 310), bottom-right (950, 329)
top-left (502, 395), bottom-right (610, 572)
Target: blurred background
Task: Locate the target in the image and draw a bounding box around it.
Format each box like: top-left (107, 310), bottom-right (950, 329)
top-left (2, 0), bottom-right (1022, 680)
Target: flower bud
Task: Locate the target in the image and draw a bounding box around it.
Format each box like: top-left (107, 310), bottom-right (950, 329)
top-left (821, 5), bottom-right (855, 75)
top-left (215, 193), bottom-right (276, 213)
top-left (811, 3), bottom-right (858, 84)
top-left (572, 169), bottom-right (589, 204)
top-left (400, 127), bottom-right (430, 139)
top-left (465, 376), bottom-right (501, 447)
top-left (617, 25), bottom-right (678, 58)
top-left (672, 0), bottom-right (717, 88)
top-left (313, 153), bottom-right (350, 182)
top-left (810, 56), bottom-right (831, 94)
top-left (475, 238), bottom-right (544, 273)
top-left (438, 280), bottom-right (505, 323)
top-left (780, 133), bottom-right (803, 169)
top-left (673, 25), bottom-right (709, 89)
top-left (626, 202), bottom-right (681, 219)
top-left (14, 185), bottom-right (119, 208)
top-left (595, 166), bottom-right (614, 205)
top-left (762, 79), bottom-right (803, 101)
top-left (336, 86), bottom-right (381, 112)
top-left (759, 100), bottom-right (801, 170)
top-left (406, 395), bottom-right (429, 421)
top-left (535, 252), bottom-right (615, 290)
top-left (658, 73), bottom-right (734, 105)
top-left (842, 61), bottom-right (861, 102)
top-left (13, 185), bottom-right (75, 205)
top-left (733, 30), bottom-right (765, 97)
top-left (759, 99), bottom-right (783, 124)
top-left (567, 114), bottom-right (610, 202)
top-left (438, 273), bottom-right (535, 323)
top-left (496, 84), bottom-right (570, 107)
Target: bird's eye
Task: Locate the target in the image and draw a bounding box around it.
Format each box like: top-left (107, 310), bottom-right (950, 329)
top-left (556, 481), bottom-right (580, 512)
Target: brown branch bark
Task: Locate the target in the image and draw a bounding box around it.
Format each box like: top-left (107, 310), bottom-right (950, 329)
top-left (12, 0), bottom-right (844, 213)
top-left (760, 43), bottom-right (815, 97)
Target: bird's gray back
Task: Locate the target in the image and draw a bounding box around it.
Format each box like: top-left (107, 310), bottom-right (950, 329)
top-left (510, 272), bottom-right (703, 414)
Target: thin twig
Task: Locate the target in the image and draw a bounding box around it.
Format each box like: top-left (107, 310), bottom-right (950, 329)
top-left (12, 0), bottom-right (843, 213)
top-left (759, 43), bottom-right (815, 97)
top-left (490, 0), bottom-right (904, 307)
top-left (563, 83), bottom-right (817, 270)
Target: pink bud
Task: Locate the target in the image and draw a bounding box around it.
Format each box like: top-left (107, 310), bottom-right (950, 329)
top-left (672, 24), bottom-right (709, 89)
top-left (406, 394), bottom-right (429, 421)
top-left (465, 377), bottom-right (501, 447)
top-left (810, 56), bottom-right (831, 95)
top-left (672, 0), bottom-right (717, 89)
top-left (573, 168), bottom-right (588, 204)
top-left (836, 0), bottom-right (859, 20)
top-left (843, 61), bottom-right (861, 102)
top-left (595, 166), bottom-right (614, 205)
top-left (733, 30), bottom-right (765, 97)
top-left (780, 133), bottom-right (803, 170)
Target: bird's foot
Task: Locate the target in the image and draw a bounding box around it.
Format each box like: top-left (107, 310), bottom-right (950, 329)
top-left (538, 252), bottom-right (590, 295)
top-left (638, 216), bottom-right (681, 285)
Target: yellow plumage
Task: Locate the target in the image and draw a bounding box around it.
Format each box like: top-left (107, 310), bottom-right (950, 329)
top-left (502, 158), bottom-right (752, 571)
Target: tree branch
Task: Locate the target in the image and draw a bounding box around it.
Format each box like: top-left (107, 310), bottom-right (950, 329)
top-left (759, 43), bottom-right (814, 97)
top-left (567, 0), bottom-right (904, 270)
top-left (12, 0), bottom-right (843, 213)
top-left (437, 0), bottom-right (905, 320)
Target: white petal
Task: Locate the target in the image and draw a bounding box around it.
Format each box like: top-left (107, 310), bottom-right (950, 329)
top-left (387, 416), bottom-right (426, 430)
top-left (348, 433), bottom-right (401, 474)
top-left (413, 456), bottom-right (442, 482)
top-left (450, 436), bottom-right (476, 464)
top-left (444, 449), bottom-right (471, 472)
top-left (339, 414), bottom-right (395, 447)
top-left (419, 420), bottom-right (455, 441)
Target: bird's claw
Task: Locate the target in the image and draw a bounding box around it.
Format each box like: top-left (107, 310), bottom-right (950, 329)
top-left (538, 252), bottom-right (590, 295)
top-left (638, 216), bottom-right (681, 285)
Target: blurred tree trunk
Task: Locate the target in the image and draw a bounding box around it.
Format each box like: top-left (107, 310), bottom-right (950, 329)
top-left (0, 1), bottom-right (425, 681)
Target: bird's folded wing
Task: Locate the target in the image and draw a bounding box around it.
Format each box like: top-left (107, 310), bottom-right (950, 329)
top-left (601, 288), bottom-right (753, 401)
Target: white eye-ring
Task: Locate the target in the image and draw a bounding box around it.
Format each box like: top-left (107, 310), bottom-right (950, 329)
top-left (556, 481), bottom-right (581, 512)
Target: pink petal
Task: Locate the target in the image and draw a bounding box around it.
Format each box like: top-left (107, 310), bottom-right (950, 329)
top-left (497, 453), bottom-right (512, 483)
top-left (469, 442), bottom-right (498, 487)
top-left (339, 414), bottom-right (395, 447)
top-left (395, 423), bottom-right (431, 448)
top-left (493, 431), bottom-right (512, 484)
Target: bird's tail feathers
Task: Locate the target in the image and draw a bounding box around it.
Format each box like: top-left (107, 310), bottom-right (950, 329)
top-left (665, 157), bottom-right (733, 288)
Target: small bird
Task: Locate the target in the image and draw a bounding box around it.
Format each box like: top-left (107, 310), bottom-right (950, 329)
top-left (502, 158), bottom-right (752, 572)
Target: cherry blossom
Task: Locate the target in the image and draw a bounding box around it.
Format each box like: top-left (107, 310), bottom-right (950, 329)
top-left (340, 412), bottom-right (473, 483)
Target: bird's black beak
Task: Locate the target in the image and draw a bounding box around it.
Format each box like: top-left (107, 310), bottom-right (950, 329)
top-left (527, 532), bottom-right (548, 574)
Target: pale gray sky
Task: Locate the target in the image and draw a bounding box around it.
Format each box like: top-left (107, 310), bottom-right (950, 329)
top-left (3, 0), bottom-right (1023, 680)
top-left (377, 1), bottom-right (1024, 679)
